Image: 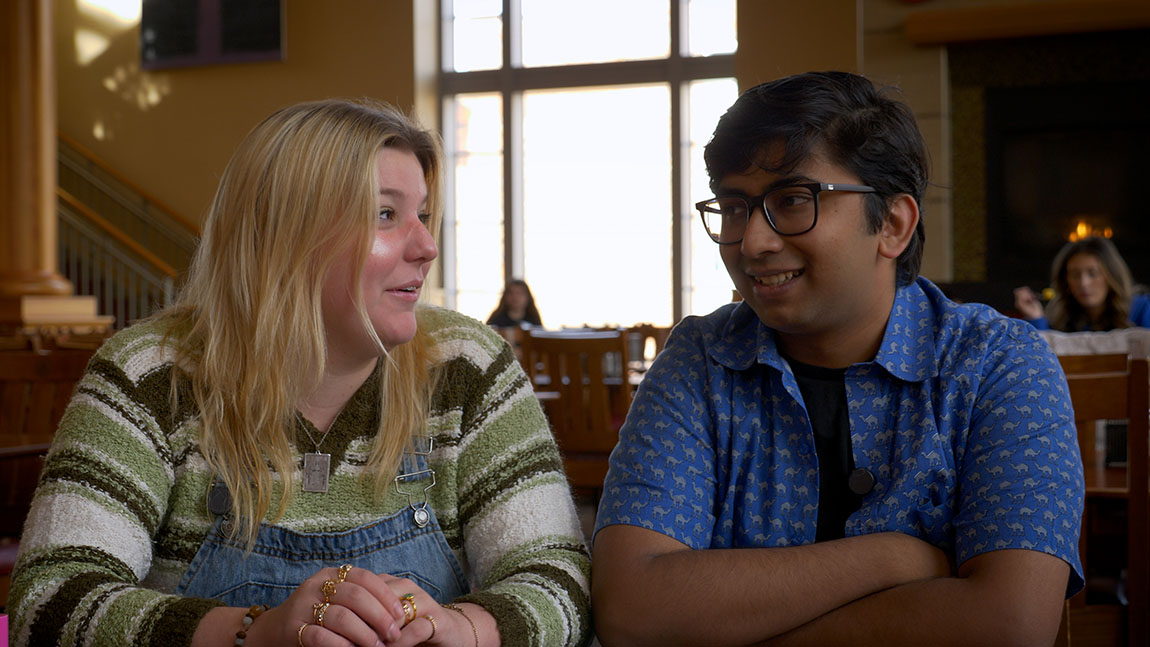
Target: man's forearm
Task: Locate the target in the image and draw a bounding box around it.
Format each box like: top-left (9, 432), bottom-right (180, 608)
top-left (761, 550), bottom-right (1070, 647)
top-left (593, 527), bottom-right (949, 647)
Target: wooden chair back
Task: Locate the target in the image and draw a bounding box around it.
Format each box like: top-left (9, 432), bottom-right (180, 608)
top-left (627, 323), bottom-right (671, 359)
top-left (0, 349), bottom-right (95, 537)
top-left (521, 330), bottom-right (631, 492)
top-left (491, 325), bottom-right (527, 364)
top-left (1063, 355), bottom-right (1149, 647)
top-left (1, 350), bottom-right (94, 441)
top-left (0, 443), bottom-right (51, 537)
top-left (1058, 352), bottom-right (1129, 375)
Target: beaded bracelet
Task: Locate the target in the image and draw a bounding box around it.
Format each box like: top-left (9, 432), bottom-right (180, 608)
top-left (441, 603), bottom-right (479, 647)
top-left (235, 604), bottom-right (270, 646)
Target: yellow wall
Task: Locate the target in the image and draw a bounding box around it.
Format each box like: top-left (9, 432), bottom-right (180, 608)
top-left (56, 0), bottom-right (1093, 282)
top-left (737, 0), bottom-right (860, 89)
top-left (737, 0), bottom-right (953, 280)
top-left (55, 0), bottom-right (418, 225)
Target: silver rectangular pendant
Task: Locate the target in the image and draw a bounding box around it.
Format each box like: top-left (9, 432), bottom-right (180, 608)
top-left (302, 452), bottom-right (331, 493)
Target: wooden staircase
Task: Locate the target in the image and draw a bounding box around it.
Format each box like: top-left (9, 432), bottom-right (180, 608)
top-left (55, 133), bottom-right (199, 329)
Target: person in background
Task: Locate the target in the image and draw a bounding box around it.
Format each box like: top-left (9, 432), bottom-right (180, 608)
top-left (486, 279), bottom-right (543, 328)
top-left (592, 71), bottom-right (1083, 645)
top-left (8, 99), bottom-right (590, 647)
top-left (1014, 235), bottom-right (1150, 331)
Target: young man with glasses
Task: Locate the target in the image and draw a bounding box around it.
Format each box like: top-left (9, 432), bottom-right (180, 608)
top-left (592, 71), bottom-right (1083, 644)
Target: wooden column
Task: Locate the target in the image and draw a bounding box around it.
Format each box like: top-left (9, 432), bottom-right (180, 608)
top-left (0, 0), bottom-right (112, 346)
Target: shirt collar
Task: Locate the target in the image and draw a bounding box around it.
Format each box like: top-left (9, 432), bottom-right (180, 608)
top-left (706, 278), bottom-right (940, 382)
top-left (707, 301), bottom-right (788, 373)
top-left (872, 278), bottom-right (940, 382)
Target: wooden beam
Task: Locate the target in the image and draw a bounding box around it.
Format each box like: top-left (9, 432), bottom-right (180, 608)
top-left (906, 0), bottom-right (1150, 45)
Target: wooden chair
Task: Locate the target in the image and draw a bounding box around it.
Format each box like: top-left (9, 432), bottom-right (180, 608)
top-left (1, 349), bottom-right (95, 445)
top-left (1063, 355), bottom-right (1149, 647)
top-left (0, 348), bottom-right (96, 604)
top-left (0, 442), bottom-right (51, 605)
top-left (1059, 352), bottom-right (1130, 376)
top-left (490, 324), bottom-right (528, 365)
top-left (627, 323), bottom-right (671, 358)
top-left (521, 330), bottom-right (631, 497)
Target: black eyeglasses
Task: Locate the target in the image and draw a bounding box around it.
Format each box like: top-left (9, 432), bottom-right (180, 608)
top-left (695, 182), bottom-right (876, 243)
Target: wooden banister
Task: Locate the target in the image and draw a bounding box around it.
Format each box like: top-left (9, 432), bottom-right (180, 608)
top-left (57, 131), bottom-right (200, 236)
top-left (57, 188), bottom-right (178, 279)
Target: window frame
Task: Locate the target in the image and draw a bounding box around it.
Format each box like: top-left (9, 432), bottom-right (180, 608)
top-left (438, 0), bottom-right (735, 322)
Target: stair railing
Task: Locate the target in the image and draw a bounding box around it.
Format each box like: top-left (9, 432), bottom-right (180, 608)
top-left (58, 189), bottom-right (176, 329)
top-left (57, 133), bottom-right (199, 273)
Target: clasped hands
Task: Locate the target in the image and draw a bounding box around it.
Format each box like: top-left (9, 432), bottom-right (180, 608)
top-left (246, 565), bottom-right (471, 647)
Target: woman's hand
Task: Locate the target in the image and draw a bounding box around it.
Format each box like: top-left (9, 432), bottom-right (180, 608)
top-left (1013, 286), bottom-right (1044, 320)
top-left (247, 565), bottom-right (407, 647)
top-left (378, 574), bottom-right (480, 647)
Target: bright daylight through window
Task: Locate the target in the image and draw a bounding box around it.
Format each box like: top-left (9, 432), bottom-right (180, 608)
top-left (442, 0), bottom-right (736, 327)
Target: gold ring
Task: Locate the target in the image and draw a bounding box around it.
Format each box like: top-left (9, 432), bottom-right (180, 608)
top-left (400, 593), bottom-right (417, 624)
top-left (297, 622), bottom-right (310, 646)
top-left (337, 563), bottom-right (353, 582)
top-left (423, 614), bottom-right (438, 639)
top-left (321, 578), bottom-right (338, 600)
top-left (313, 601), bottom-right (330, 627)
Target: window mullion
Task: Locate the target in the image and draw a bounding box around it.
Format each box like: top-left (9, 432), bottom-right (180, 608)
top-left (505, 92), bottom-right (523, 280)
top-left (670, 0), bottom-right (687, 320)
top-left (503, 0), bottom-right (524, 282)
top-left (440, 95), bottom-right (459, 309)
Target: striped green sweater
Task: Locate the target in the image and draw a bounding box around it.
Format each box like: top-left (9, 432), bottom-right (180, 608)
top-left (8, 307), bottom-right (591, 647)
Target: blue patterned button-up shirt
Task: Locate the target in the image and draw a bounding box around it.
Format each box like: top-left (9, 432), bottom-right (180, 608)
top-left (596, 277), bottom-right (1085, 595)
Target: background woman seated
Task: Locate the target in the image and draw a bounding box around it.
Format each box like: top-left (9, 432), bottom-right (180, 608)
top-left (487, 279), bottom-right (543, 328)
top-left (1014, 236), bottom-right (1150, 331)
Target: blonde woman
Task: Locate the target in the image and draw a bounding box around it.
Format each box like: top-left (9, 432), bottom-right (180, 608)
top-left (9, 100), bottom-right (591, 647)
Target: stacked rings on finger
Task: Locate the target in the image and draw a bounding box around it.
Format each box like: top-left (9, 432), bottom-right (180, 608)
top-left (313, 601), bottom-right (331, 627)
top-left (318, 565), bottom-right (348, 608)
top-left (304, 565), bottom-right (353, 641)
top-left (400, 593), bottom-right (417, 626)
top-left (422, 614), bottom-right (438, 639)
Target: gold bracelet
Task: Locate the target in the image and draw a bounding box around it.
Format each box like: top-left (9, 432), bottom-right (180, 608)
top-left (441, 602), bottom-right (479, 647)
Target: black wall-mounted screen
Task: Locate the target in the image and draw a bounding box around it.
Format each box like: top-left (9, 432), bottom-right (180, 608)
top-left (141, 0), bottom-right (283, 70)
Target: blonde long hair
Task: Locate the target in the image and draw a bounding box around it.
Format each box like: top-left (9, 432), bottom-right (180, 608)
top-left (159, 99), bottom-right (443, 546)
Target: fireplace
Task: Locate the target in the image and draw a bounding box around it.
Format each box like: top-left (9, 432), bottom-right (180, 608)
top-left (949, 29), bottom-right (1150, 296)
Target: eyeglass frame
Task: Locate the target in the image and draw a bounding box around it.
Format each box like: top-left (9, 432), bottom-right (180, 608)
top-left (695, 182), bottom-right (877, 243)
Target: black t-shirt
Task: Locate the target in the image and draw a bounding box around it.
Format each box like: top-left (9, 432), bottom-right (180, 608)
top-left (786, 357), bottom-right (864, 542)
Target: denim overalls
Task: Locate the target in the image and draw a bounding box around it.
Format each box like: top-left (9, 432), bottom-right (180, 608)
top-left (175, 450), bottom-right (470, 607)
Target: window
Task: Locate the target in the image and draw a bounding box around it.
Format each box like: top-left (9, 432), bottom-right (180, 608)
top-left (441, 0), bottom-right (736, 327)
